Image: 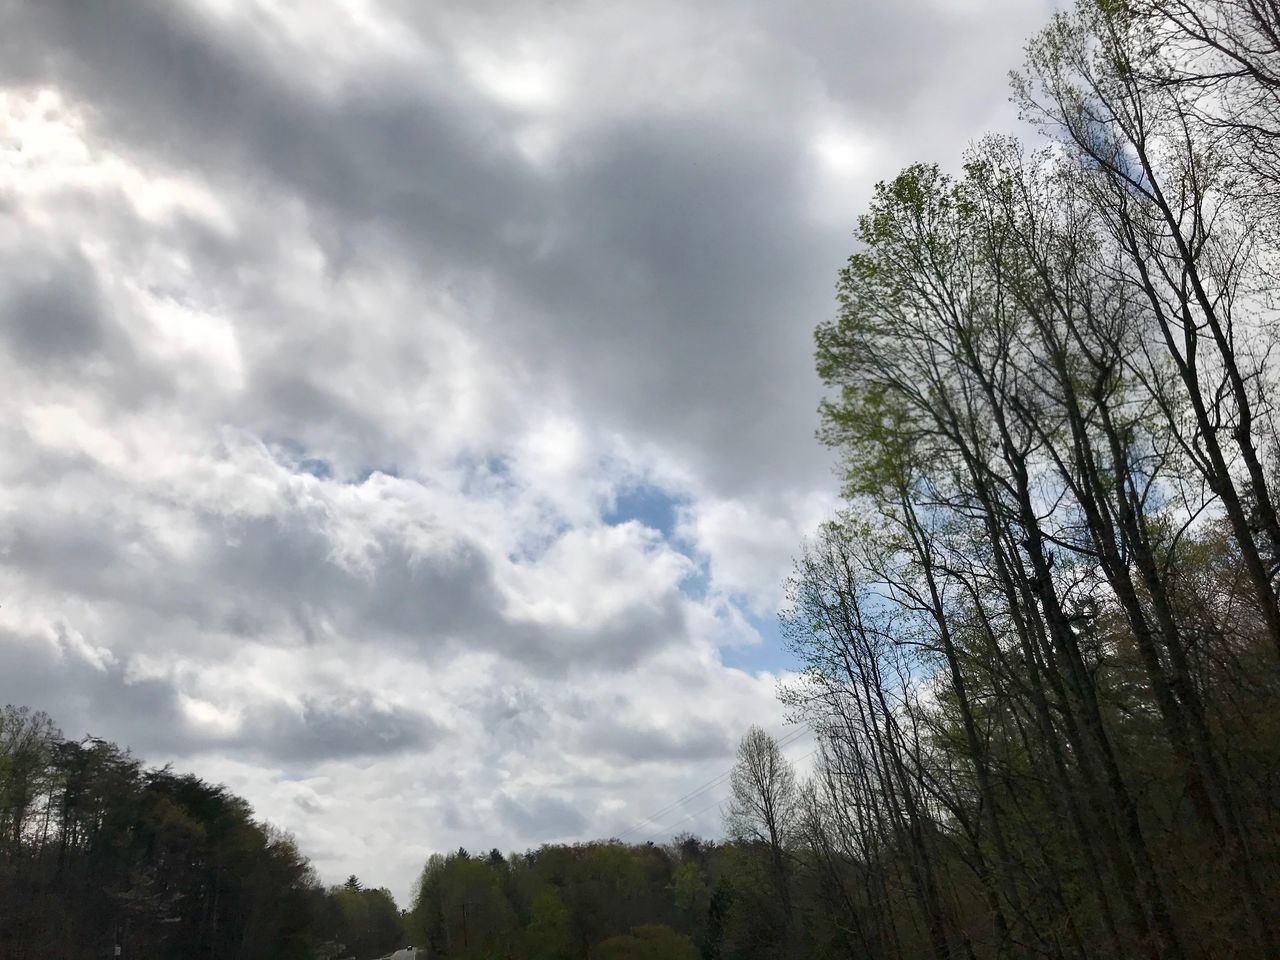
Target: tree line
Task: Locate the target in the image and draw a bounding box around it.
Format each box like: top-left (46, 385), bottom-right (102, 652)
top-left (0, 701), bottom-right (833, 960)
top-left (5, 2), bottom-right (1280, 958)
top-left (0, 704), bottom-right (404, 959)
top-left (775, 1), bottom-right (1280, 957)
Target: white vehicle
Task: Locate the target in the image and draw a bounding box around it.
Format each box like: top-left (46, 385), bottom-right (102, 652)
top-left (390, 948), bottom-right (424, 960)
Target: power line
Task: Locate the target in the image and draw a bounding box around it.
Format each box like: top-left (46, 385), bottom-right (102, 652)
top-left (639, 747), bottom-right (819, 845)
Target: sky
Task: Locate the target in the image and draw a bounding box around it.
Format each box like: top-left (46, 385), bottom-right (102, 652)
top-left (0, 0), bottom-right (1050, 902)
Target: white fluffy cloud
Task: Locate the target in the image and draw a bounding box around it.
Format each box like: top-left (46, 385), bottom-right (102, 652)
top-left (0, 0), bottom-right (1049, 900)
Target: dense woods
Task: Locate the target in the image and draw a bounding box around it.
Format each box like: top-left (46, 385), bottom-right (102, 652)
top-left (0, 704), bottom-right (404, 959)
top-left (4, 1), bottom-right (1280, 958)
top-left (784, 1), bottom-right (1280, 957)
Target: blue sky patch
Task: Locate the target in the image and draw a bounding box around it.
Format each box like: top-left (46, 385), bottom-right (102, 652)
top-left (299, 457), bottom-right (333, 480)
top-left (720, 611), bottom-right (796, 675)
top-left (604, 482), bottom-right (685, 539)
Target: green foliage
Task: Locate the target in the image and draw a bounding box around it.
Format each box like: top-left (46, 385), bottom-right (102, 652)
top-left (525, 887), bottom-right (574, 960)
top-left (797, 2), bottom-right (1280, 957)
top-left (406, 846), bottom-right (519, 957)
top-left (9, 5), bottom-right (1280, 960)
top-left (670, 861), bottom-right (709, 917)
top-left (325, 882), bottom-right (404, 959)
top-left (589, 924), bottom-right (699, 960)
top-left (0, 713), bottom-right (327, 960)
top-left (397, 836), bottom-right (816, 960)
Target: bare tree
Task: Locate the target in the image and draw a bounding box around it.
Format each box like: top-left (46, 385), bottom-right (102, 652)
top-left (724, 726), bottom-right (798, 923)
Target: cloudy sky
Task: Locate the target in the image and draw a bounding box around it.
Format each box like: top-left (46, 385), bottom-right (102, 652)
top-left (0, 0), bottom-right (1049, 900)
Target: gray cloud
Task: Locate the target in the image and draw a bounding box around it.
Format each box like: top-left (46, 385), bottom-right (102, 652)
top-left (0, 246), bottom-right (175, 408)
top-left (0, 0), bottom-right (1047, 496)
top-left (0, 0), bottom-right (1053, 899)
top-left (4, 255), bottom-right (105, 362)
top-left (0, 457), bottom-right (686, 673)
top-left (245, 694), bottom-right (440, 764)
top-left (495, 791), bottom-right (588, 840)
top-left (0, 627), bottom-right (187, 754)
top-left (0, 627), bottom-right (437, 765)
top-left (578, 716), bottom-right (730, 765)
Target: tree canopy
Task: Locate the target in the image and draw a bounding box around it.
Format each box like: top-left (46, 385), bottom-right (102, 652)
top-left (5, 3), bottom-right (1280, 959)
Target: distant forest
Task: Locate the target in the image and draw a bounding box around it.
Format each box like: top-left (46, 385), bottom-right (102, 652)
top-left (0, 704), bottom-right (804, 959)
top-left (6, 0), bottom-right (1280, 957)
top-left (0, 706), bottom-right (837, 960)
